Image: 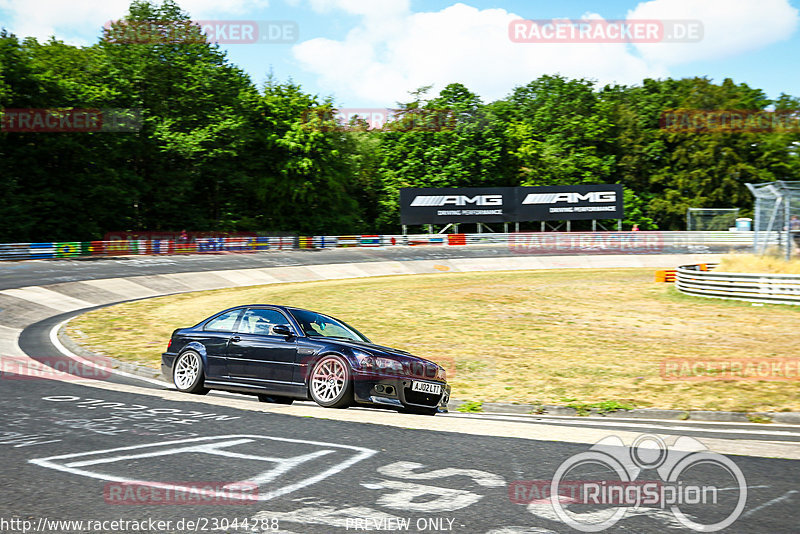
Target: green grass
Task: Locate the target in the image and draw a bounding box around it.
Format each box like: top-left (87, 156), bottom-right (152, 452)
top-left (565, 400), bottom-right (634, 416)
top-left (67, 268), bottom-right (800, 412)
top-left (457, 401), bottom-right (484, 413)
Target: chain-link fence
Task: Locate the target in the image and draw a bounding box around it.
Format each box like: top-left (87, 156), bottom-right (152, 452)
top-left (747, 181), bottom-right (800, 260)
top-left (686, 208), bottom-right (740, 231)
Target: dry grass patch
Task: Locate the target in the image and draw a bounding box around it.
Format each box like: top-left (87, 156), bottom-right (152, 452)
top-left (715, 253), bottom-right (800, 274)
top-left (67, 269), bottom-right (800, 412)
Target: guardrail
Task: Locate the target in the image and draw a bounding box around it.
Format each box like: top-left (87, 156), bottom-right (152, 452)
top-left (0, 231), bottom-right (773, 262)
top-left (676, 263), bottom-right (800, 305)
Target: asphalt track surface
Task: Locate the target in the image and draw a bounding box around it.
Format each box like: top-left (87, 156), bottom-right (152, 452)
top-left (2, 249), bottom-right (799, 533)
top-left (0, 246), bottom-right (519, 291)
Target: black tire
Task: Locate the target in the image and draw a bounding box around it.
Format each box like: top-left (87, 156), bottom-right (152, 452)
top-left (308, 355), bottom-right (352, 408)
top-left (258, 394), bottom-right (294, 405)
top-left (172, 350), bottom-right (209, 394)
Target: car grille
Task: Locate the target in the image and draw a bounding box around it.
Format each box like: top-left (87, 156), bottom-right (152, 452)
top-left (404, 387), bottom-right (442, 407)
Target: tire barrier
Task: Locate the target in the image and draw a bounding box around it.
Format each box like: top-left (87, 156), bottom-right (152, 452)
top-left (0, 231), bottom-right (767, 262)
top-left (676, 263), bottom-right (800, 305)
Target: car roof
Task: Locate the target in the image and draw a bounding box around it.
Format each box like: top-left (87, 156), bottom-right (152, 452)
top-left (219, 304), bottom-right (313, 314)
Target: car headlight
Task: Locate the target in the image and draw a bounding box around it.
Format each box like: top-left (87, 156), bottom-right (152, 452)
top-left (436, 366), bottom-right (447, 381)
top-left (377, 358), bottom-right (404, 374)
top-left (353, 350), bottom-right (404, 374)
top-left (353, 350), bottom-right (374, 369)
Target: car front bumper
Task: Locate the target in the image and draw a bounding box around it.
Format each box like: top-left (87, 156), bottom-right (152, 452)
top-left (351, 371), bottom-right (450, 412)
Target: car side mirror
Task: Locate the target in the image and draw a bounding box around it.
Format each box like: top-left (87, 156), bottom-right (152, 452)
top-left (272, 324), bottom-right (293, 337)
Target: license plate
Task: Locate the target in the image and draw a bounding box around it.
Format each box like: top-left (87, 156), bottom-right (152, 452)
top-left (411, 381), bottom-right (442, 395)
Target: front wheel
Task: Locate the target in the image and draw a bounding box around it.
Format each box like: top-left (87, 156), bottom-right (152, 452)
top-left (173, 351), bottom-right (209, 394)
top-left (309, 355), bottom-right (352, 408)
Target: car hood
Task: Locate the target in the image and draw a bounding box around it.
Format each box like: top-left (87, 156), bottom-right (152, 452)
top-left (321, 338), bottom-right (438, 366)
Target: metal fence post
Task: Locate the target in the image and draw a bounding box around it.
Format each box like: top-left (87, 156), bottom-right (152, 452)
top-left (786, 185), bottom-right (792, 261)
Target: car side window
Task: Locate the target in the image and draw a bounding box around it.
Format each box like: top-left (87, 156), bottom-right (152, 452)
top-left (204, 310), bottom-right (242, 332)
top-left (238, 308), bottom-right (292, 335)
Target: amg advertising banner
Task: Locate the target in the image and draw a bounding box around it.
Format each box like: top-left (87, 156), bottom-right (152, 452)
top-left (399, 187), bottom-right (513, 225)
top-left (516, 184), bottom-right (624, 222)
top-left (399, 185), bottom-right (624, 224)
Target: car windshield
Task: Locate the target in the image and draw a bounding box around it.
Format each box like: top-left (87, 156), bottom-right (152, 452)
top-left (288, 308), bottom-right (370, 343)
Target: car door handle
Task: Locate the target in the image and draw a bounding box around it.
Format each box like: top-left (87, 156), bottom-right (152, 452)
top-left (231, 336), bottom-right (241, 342)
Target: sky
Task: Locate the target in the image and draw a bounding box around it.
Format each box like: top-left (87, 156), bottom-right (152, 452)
top-left (1, 0), bottom-right (799, 108)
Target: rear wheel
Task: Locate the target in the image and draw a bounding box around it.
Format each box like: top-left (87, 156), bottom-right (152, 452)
top-left (173, 351), bottom-right (208, 394)
top-left (309, 355), bottom-right (352, 408)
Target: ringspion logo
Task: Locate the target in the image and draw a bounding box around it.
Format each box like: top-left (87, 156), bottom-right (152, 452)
top-left (511, 434), bottom-right (747, 532)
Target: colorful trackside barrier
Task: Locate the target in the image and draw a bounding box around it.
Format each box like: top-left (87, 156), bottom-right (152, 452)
top-left (0, 236), bottom-right (297, 261)
top-left (0, 231), bottom-right (760, 262)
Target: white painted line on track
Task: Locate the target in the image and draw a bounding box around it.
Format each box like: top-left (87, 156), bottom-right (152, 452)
top-left (742, 490), bottom-right (798, 518)
top-left (30, 435), bottom-right (376, 502)
top-left (49, 319), bottom-right (271, 401)
top-left (50, 319), bottom-right (170, 388)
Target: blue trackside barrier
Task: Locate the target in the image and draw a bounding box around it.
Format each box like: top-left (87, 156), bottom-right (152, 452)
top-left (313, 236), bottom-right (337, 249)
top-left (253, 237), bottom-right (272, 251)
top-left (29, 242), bottom-right (56, 259)
top-left (227, 237), bottom-right (255, 251)
top-left (196, 238), bottom-right (225, 252)
top-left (151, 240), bottom-right (170, 254)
